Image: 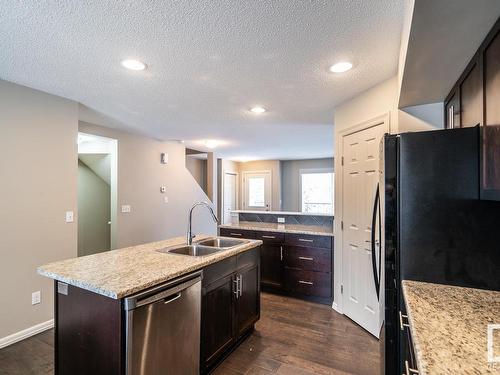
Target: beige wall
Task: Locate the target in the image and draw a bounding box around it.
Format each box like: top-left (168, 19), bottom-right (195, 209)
top-left (238, 160), bottom-right (281, 211)
top-left (281, 158), bottom-right (334, 212)
top-left (0, 80), bottom-right (78, 340)
top-left (78, 159), bottom-right (111, 256)
top-left (186, 156), bottom-right (208, 194)
top-left (79, 122), bottom-right (217, 249)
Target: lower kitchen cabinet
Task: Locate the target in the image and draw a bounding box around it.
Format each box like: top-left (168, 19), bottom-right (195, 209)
top-left (200, 247), bottom-right (260, 373)
top-left (220, 227), bottom-right (333, 305)
top-left (400, 308), bottom-right (419, 375)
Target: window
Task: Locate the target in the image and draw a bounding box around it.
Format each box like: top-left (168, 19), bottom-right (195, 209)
top-left (300, 170), bottom-right (334, 214)
top-left (248, 176), bottom-right (265, 207)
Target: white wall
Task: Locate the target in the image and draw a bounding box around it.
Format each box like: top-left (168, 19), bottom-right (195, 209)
top-left (79, 121), bottom-right (217, 248)
top-left (0, 80), bottom-right (78, 341)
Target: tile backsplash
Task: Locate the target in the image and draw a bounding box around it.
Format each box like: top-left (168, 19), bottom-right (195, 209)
top-left (238, 212), bottom-right (333, 227)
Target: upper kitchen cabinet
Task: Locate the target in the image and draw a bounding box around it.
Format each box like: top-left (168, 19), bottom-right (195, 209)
top-left (445, 17), bottom-right (500, 200)
top-left (444, 52), bottom-right (482, 130)
top-left (483, 23), bottom-right (500, 199)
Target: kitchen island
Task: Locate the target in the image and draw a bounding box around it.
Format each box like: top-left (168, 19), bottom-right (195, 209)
top-left (38, 235), bottom-right (262, 375)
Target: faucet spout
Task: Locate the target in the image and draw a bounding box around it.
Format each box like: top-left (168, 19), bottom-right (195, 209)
top-left (187, 202), bottom-right (219, 245)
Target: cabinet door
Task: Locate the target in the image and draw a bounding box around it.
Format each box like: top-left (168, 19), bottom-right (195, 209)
top-left (483, 27), bottom-right (500, 199)
top-left (445, 91), bottom-right (460, 129)
top-left (235, 265), bottom-right (260, 337)
top-left (219, 228), bottom-right (254, 239)
top-left (260, 243), bottom-right (283, 289)
top-left (201, 274), bottom-right (236, 370)
top-left (460, 61), bottom-right (482, 128)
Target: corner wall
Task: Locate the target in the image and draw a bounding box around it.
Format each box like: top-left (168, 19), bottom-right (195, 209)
top-left (79, 121), bottom-right (217, 248)
top-left (0, 80), bottom-right (78, 341)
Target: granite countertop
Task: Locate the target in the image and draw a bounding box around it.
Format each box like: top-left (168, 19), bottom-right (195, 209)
top-left (219, 221), bottom-right (334, 236)
top-left (38, 235), bottom-right (262, 299)
top-left (402, 280), bottom-right (500, 375)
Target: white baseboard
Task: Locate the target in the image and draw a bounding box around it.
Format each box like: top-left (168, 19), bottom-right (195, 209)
top-left (0, 319), bottom-right (54, 349)
top-left (332, 301), bottom-right (342, 314)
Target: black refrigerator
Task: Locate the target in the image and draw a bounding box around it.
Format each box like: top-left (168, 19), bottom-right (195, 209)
top-left (378, 126), bottom-right (500, 375)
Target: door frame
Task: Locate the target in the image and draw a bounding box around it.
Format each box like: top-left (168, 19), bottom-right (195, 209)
top-left (222, 171), bottom-right (238, 224)
top-left (333, 113), bottom-right (391, 314)
top-left (241, 170), bottom-right (272, 211)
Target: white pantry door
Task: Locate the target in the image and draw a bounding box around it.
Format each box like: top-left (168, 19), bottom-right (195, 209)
top-left (223, 172), bottom-right (237, 224)
top-left (341, 122), bottom-right (385, 337)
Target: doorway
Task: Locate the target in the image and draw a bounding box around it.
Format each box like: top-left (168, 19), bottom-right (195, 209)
top-left (77, 133), bottom-right (118, 256)
top-left (338, 114), bottom-right (389, 338)
top-left (222, 172), bottom-right (238, 224)
top-left (242, 171), bottom-right (272, 211)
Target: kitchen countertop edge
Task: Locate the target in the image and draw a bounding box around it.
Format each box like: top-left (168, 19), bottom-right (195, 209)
top-left (219, 223), bottom-right (334, 237)
top-left (38, 236), bottom-right (262, 300)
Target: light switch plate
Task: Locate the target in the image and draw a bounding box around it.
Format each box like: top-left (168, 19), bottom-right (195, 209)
top-left (164, 196), bottom-right (169, 204)
top-left (277, 217), bottom-right (285, 223)
top-left (160, 153), bottom-right (168, 164)
top-left (121, 205), bottom-right (131, 213)
top-left (32, 291), bottom-right (41, 305)
top-left (65, 211), bottom-right (74, 223)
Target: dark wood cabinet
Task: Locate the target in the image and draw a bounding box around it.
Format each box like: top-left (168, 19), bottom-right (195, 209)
top-left (483, 24), bottom-right (500, 199)
top-left (445, 16), bottom-right (500, 200)
top-left (235, 264), bottom-right (260, 337)
top-left (260, 243), bottom-right (284, 289)
top-left (201, 274), bottom-right (235, 370)
top-left (219, 227), bottom-right (333, 304)
top-left (200, 247), bottom-right (260, 373)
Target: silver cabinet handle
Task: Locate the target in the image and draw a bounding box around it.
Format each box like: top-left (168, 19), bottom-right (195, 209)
top-left (163, 292), bottom-right (181, 305)
top-left (261, 235), bottom-right (276, 239)
top-left (449, 105), bottom-right (455, 129)
top-left (233, 276), bottom-right (239, 298)
top-left (298, 280), bottom-right (313, 285)
top-left (230, 232), bottom-right (242, 236)
top-left (399, 311), bottom-right (410, 331)
top-left (239, 274), bottom-right (243, 297)
top-left (298, 238), bottom-right (313, 243)
top-left (405, 361), bottom-right (419, 374)
top-left (280, 246), bottom-right (283, 261)
top-left (298, 256), bottom-right (313, 261)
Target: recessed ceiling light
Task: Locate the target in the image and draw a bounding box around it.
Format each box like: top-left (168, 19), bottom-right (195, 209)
top-left (203, 140), bottom-right (219, 149)
top-left (121, 59), bottom-right (147, 71)
top-left (329, 62), bottom-right (353, 73)
top-left (250, 106), bottom-right (266, 114)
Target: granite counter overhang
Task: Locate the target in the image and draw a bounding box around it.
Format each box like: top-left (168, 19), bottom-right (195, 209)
top-left (219, 222), bottom-right (334, 236)
top-left (402, 280), bottom-right (500, 375)
top-left (37, 235), bottom-right (262, 299)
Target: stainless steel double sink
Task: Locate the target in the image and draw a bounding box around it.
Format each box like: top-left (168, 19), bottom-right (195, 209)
top-left (157, 237), bottom-right (249, 257)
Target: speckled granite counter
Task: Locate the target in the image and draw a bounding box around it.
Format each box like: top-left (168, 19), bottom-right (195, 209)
top-left (219, 221), bottom-right (334, 236)
top-left (38, 235), bottom-right (262, 299)
top-left (402, 280), bottom-right (500, 375)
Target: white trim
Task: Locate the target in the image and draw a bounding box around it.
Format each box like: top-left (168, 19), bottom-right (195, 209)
top-left (222, 171), bottom-right (239, 224)
top-left (334, 112), bottom-right (391, 314)
top-left (0, 319), bottom-right (54, 349)
top-left (231, 210), bottom-right (333, 217)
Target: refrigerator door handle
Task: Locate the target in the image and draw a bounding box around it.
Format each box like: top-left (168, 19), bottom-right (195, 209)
top-left (371, 183), bottom-right (381, 300)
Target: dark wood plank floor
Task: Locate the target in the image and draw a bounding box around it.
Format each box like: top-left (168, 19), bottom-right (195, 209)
top-left (0, 293), bottom-right (379, 375)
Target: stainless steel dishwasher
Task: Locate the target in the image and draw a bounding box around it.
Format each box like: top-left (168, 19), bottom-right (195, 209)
top-left (124, 271), bottom-right (202, 375)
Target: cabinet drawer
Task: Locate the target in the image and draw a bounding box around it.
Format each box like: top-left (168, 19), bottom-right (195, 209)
top-left (284, 246), bottom-right (331, 272)
top-left (284, 233), bottom-right (332, 249)
top-left (219, 228), bottom-right (255, 239)
top-left (254, 231), bottom-right (284, 244)
top-left (284, 269), bottom-right (331, 298)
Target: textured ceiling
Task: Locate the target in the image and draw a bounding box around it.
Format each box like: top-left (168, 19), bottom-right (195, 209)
top-left (0, 1), bottom-right (405, 160)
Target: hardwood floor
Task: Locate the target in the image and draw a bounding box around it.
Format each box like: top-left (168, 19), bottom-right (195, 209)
top-left (0, 293), bottom-right (379, 375)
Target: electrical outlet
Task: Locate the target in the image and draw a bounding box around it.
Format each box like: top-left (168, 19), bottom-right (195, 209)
top-left (121, 205), bottom-right (131, 213)
top-left (277, 217), bottom-right (285, 223)
top-left (65, 211), bottom-right (74, 223)
top-left (32, 291), bottom-right (41, 305)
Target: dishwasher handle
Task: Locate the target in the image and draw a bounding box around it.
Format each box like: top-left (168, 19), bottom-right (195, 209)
top-left (124, 271), bottom-right (202, 311)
